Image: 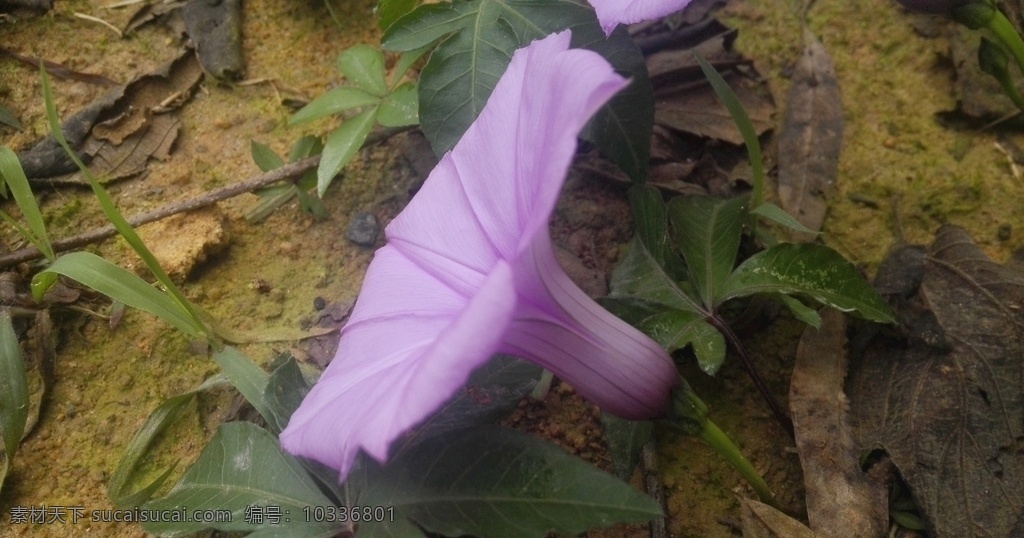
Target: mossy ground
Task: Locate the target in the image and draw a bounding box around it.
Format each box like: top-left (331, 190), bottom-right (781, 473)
top-left (1, 0), bottom-right (1018, 537)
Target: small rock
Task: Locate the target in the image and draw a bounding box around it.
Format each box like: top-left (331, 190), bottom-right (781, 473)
top-left (279, 241), bottom-right (298, 256)
top-left (136, 207), bottom-right (229, 281)
top-left (998, 223), bottom-right (1012, 241)
top-left (249, 277), bottom-right (272, 293)
top-left (346, 211), bottom-right (379, 246)
top-left (256, 118), bottom-right (276, 133)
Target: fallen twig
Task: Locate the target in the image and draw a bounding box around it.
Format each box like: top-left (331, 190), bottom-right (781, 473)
top-left (643, 440), bottom-right (669, 538)
top-left (73, 12), bottom-right (123, 38)
top-left (0, 155), bottom-right (319, 267)
top-left (0, 46), bottom-right (119, 86)
top-left (0, 125), bottom-right (411, 268)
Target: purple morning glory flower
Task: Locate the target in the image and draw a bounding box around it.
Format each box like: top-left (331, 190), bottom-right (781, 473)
top-left (589, 0), bottom-right (694, 34)
top-left (279, 31), bottom-right (679, 479)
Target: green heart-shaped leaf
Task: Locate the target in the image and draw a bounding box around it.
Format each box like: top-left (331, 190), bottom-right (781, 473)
top-left (359, 426), bottom-right (661, 537)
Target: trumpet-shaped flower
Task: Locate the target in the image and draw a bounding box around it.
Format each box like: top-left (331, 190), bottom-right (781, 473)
top-left (280, 31), bottom-right (679, 479)
top-left (589, 0), bottom-right (694, 34)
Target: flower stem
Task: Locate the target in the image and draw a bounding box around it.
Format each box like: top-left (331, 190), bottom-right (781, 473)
top-left (994, 67), bottom-right (1024, 111)
top-left (697, 415), bottom-right (777, 508)
top-left (707, 314), bottom-right (794, 438)
top-left (667, 379), bottom-right (778, 508)
top-left (530, 369), bottom-right (555, 400)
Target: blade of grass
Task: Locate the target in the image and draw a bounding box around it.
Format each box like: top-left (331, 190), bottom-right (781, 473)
top-left (39, 68), bottom-right (210, 340)
top-left (0, 105), bottom-right (20, 130)
top-left (33, 252), bottom-right (205, 337)
top-left (210, 347), bottom-right (274, 430)
top-left (694, 53), bottom-right (765, 208)
top-left (0, 211), bottom-right (39, 252)
top-left (0, 147), bottom-right (54, 261)
top-left (107, 374), bottom-right (228, 508)
top-left (389, 45), bottom-right (432, 90)
top-left (0, 311), bottom-right (29, 496)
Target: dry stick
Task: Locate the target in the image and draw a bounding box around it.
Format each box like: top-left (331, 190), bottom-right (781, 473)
top-left (0, 155), bottom-right (318, 267)
top-left (0, 126), bottom-right (410, 268)
top-left (642, 440), bottom-right (669, 538)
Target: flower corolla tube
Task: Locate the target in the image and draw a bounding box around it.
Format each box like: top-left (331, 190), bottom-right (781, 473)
top-left (589, 0), bottom-right (695, 34)
top-left (280, 31), bottom-right (679, 479)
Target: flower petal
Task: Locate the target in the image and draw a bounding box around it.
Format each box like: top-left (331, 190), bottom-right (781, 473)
top-left (504, 233), bottom-right (679, 419)
top-left (279, 246), bottom-right (516, 477)
top-left (282, 31), bottom-right (676, 481)
top-left (387, 31), bottom-right (629, 270)
top-left (589, 0), bottom-right (694, 34)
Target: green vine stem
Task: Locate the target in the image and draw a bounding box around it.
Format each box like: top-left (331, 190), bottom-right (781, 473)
top-left (665, 378), bottom-right (779, 508)
top-left (707, 314), bottom-right (795, 439)
top-left (697, 415), bottom-right (776, 507)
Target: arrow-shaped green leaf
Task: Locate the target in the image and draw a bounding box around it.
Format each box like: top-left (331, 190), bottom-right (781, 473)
top-left (669, 195), bottom-right (748, 309)
top-left (718, 242), bottom-right (895, 323)
top-left (609, 237), bottom-right (702, 314)
top-left (639, 310), bottom-right (726, 375)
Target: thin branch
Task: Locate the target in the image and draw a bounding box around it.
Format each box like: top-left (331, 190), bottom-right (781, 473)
top-left (0, 126), bottom-right (410, 268)
top-left (707, 314), bottom-right (795, 439)
top-left (642, 440), bottom-right (669, 538)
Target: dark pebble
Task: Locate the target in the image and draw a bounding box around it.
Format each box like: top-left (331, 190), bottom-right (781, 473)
top-left (346, 211), bottom-right (379, 246)
top-left (998, 223), bottom-right (1012, 241)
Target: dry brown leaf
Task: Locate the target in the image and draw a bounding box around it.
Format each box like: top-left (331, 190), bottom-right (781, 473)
top-left (573, 156), bottom-right (705, 198)
top-left (849, 225), bottom-right (1024, 537)
top-left (121, 0), bottom-right (187, 35)
top-left (776, 28), bottom-right (843, 236)
top-left (19, 51), bottom-right (202, 185)
top-left (741, 499), bottom-right (823, 538)
top-left (181, 0), bottom-right (243, 80)
top-left (655, 76), bottom-right (774, 146)
top-left (646, 31), bottom-right (740, 88)
top-left (71, 114), bottom-right (180, 183)
top-left (645, 21), bottom-right (774, 146)
top-left (790, 309), bottom-right (887, 538)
